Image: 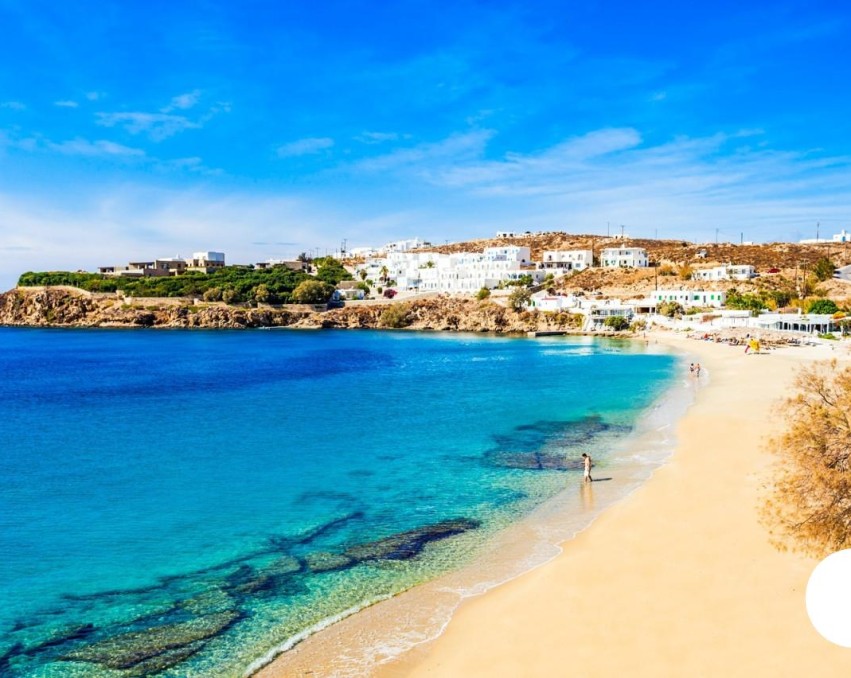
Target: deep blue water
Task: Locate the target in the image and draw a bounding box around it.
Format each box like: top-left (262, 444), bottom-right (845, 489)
top-left (0, 328), bottom-right (677, 676)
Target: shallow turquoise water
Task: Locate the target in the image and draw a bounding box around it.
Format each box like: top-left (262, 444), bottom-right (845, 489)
top-left (0, 329), bottom-right (677, 676)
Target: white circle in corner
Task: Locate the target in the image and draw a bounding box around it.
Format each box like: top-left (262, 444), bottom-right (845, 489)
top-left (806, 549), bottom-right (851, 647)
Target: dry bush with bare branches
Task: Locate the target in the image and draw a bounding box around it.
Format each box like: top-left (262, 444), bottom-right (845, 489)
top-left (762, 361), bottom-right (851, 557)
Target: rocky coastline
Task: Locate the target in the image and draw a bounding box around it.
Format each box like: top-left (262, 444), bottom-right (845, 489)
top-left (0, 287), bottom-right (596, 335)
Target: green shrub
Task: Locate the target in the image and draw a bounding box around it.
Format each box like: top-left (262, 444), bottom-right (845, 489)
top-left (603, 315), bottom-right (630, 331)
top-left (476, 287), bottom-right (491, 300)
top-left (807, 298), bottom-right (839, 315)
top-left (379, 303), bottom-right (412, 328)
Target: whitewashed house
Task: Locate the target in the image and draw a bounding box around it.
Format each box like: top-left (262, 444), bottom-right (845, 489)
top-left (529, 291), bottom-right (578, 312)
top-left (358, 246), bottom-right (543, 294)
top-left (693, 264), bottom-right (755, 281)
top-left (752, 313), bottom-right (838, 334)
top-left (652, 289), bottom-right (727, 308)
top-left (600, 247), bottom-right (648, 268)
top-left (540, 250), bottom-right (593, 272)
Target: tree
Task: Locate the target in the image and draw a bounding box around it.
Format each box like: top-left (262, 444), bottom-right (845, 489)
top-left (807, 298), bottom-right (839, 315)
top-left (762, 362), bottom-right (851, 557)
top-left (379, 265), bottom-right (390, 284)
top-left (291, 280), bottom-right (335, 304)
top-left (604, 315), bottom-right (630, 331)
top-left (476, 287), bottom-right (491, 300)
top-left (297, 252), bottom-right (312, 263)
top-left (203, 287), bottom-right (222, 302)
top-left (254, 284), bottom-right (270, 303)
top-left (222, 288), bottom-right (237, 304)
top-left (813, 257), bottom-right (836, 282)
top-left (358, 269), bottom-right (368, 281)
top-left (508, 287), bottom-right (532, 311)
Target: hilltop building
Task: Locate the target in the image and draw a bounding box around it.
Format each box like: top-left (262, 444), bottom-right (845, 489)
top-left (693, 264), bottom-right (756, 281)
top-left (539, 250), bottom-right (593, 272)
top-left (600, 247), bottom-right (648, 268)
top-left (98, 251), bottom-right (225, 277)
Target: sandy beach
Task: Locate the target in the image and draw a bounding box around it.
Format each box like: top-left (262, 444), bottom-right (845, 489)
top-left (373, 335), bottom-right (851, 677)
top-left (257, 334), bottom-right (851, 677)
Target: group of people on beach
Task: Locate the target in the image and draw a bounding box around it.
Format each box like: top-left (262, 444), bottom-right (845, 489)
top-left (689, 362), bottom-right (702, 378)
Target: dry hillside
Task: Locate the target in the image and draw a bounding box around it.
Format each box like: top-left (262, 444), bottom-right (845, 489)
top-left (416, 232), bottom-right (851, 270)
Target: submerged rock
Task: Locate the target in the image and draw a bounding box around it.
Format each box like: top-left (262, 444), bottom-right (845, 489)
top-left (262, 555), bottom-right (303, 577)
top-left (24, 623), bottom-right (97, 656)
top-left (486, 451), bottom-right (583, 470)
top-left (345, 518), bottom-right (480, 562)
top-left (485, 416), bottom-right (629, 471)
top-left (123, 639), bottom-right (207, 676)
top-left (179, 589), bottom-right (236, 616)
top-left (62, 610), bottom-right (240, 670)
top-left (305, 552), bottom-right (355, 573)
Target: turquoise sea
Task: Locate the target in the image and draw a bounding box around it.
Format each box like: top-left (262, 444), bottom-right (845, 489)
top-left (0, 328), bottom-right (680, 677)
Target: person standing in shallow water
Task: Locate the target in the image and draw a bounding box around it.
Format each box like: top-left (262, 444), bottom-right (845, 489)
top-left (582, 453), bottom-right (593, 482)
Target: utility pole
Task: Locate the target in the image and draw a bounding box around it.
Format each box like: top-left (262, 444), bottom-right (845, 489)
top-left (740, 232), bottom-right (743, 245)
top-left (620, 224), bottom-right (625, 240)
top-left (715, 228), bottom-right (719, 245)
top-left (816, 222), bottom-right (820, 242)
top-left (654, 228), bottom-right (658, 240)
top-left (607, 222), bottom-right (610, 237)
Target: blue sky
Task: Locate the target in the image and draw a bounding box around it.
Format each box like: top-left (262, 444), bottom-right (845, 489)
top-left (1, 0), bottom-right (850, 288)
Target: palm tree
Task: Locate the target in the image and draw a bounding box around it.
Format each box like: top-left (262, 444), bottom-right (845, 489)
top-left (358, 269), bottom-right (368, 282)
top-left (379, 265), bottom-right (389, 284)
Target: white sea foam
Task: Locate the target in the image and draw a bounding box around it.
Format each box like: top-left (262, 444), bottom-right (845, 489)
top-left (241, 594), bottom-right (393, 677)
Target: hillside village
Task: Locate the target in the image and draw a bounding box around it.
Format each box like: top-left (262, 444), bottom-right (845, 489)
top-left (8, 228), bottom-right (851, 338)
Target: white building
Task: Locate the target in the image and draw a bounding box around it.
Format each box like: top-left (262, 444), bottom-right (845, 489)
top-left (529, 291), bottom-right (578, 312)
top-left (693, 264), bottom-right (756, 281)
top-left (833, 229), bottom-right (851, 243)
top-left (496, 231), bottom-right (518, 238)
top-left (356, 246), bottom-right (544, 294)
top-left (600, 247), bottom-right (648, 268)
top-left (652, 289), bottom-right (727, 308)
top-left (383, 237), bottom-right (429, 253)
top-left (540, 250), bottom-right (593, 272)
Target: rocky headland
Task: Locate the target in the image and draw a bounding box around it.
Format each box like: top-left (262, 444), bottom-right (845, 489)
top-left (0, 287), bottom-right (590, 334)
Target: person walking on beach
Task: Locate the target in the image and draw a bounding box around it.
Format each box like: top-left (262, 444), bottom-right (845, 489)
top-left (695, 363), bottom-right (701, 378)
top-left (582, 453), bottom-right (593, 483)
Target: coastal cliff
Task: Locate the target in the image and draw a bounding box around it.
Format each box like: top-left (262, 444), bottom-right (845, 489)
top-left (0, 287), bottom-right (588, 334)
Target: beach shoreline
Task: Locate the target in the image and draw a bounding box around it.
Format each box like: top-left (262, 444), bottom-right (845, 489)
top-left (250, 337), bottom-right (698, 677)
top-left (254, 332), bottom-right (851, 678)
top-left (371, 333), bottom-right (851, 677)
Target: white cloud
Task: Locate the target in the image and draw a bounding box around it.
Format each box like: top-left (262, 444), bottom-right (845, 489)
top-left (54, 100), bottom-right (79, 108)
top-left (96, 111), bottom-right (200, 142)
top-left (162, 90), bottom-right (201, 112)
top-left (277, 137), bottom-right (334, 157)
top-left (352, 129), bottom-right (495, 172)
top-left (46, 138), bottom-right (145, 157)
top-left (356, 131), bottom-right (400, 144)
top-left (0, 101), bottom-right (25, 110)
top-left (85, 91), bottom-right (103, 101)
